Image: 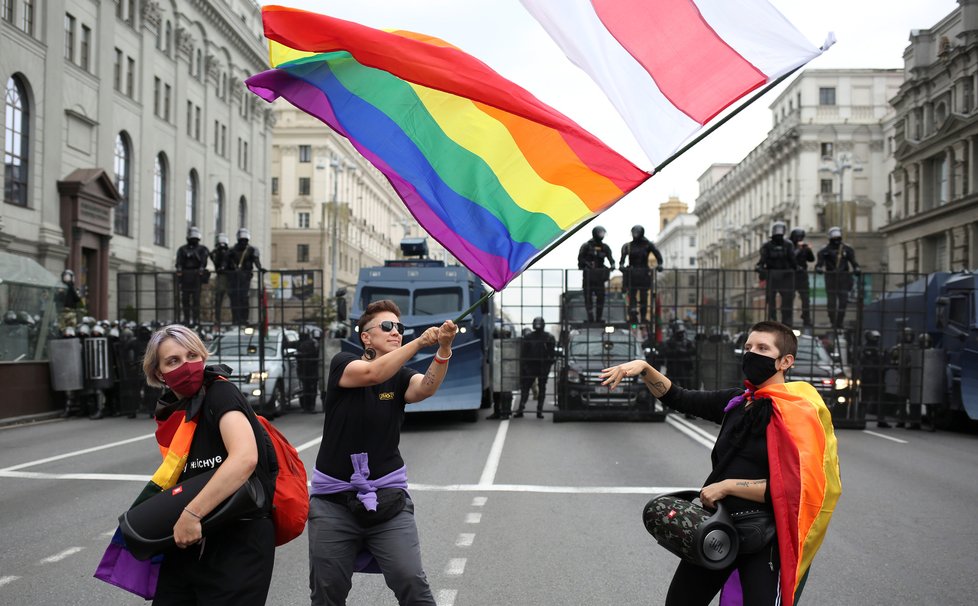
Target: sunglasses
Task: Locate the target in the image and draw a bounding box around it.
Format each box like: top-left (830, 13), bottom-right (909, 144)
top-left (363, 320), bottom-right (405, 335)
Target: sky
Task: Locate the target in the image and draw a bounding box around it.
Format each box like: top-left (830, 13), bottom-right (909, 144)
top-left (262, 0), bottom-right (959, 271)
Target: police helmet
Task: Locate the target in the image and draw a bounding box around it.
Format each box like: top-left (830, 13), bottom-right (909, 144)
top-left (631, 225), bottom-right (645, 239)
top-left (310, 327), bottom-right (323, 340)
top-left (91, 324), bottom-right (105, 337)
top-left (592, 226), bottom-right (606, 241)
top-left (863, 330), bottom-right (881, 345)
top-left (532, 316), bottom-right (546, 331)
top-left (236, 228), bottom-right (251, 242)
top-left (17, 311), bottom-right (35, 326)
top-left (216, 233), bottom-right (229, 247)
top-left (828, 226), bottom-right (843, 241)
top-left (789, 228), bottom-right (806, 243)
top-left (187, 226), bottom-right (202, 242)
top-left (81, 316), bottom-right (96, 326)
top-left (901, 326), bottom-right (915, 343)
top-left (62, 269), bottom-right (75, 283)
top-left (63, 326), bottom-right (76, 338)
top-left (771, 221), bottom-right (787, 238)
top-left (918, 333), bottom-right (933, 349)
top-left (78, 324), bottom-right (91, 337)
top-left (3, 311), bottom-right (17, 324)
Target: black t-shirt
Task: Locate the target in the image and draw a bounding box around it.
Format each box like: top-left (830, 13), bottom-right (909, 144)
top-left (660, 384), bottom-right (772, 515)
top-left (316, 352), bottom-right (418, 481)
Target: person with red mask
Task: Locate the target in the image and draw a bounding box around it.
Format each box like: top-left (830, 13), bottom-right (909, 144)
top-left (141, 324), bottom-right (275, 606)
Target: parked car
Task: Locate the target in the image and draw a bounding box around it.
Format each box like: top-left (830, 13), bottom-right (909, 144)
top-left (557, 327), bottom-right (653, 412)
top-left (208, 327), bottom-right (301, 416)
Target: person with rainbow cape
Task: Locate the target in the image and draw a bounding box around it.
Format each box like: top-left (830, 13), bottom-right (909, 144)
top-left (600, 320), bottom-right (841, 606)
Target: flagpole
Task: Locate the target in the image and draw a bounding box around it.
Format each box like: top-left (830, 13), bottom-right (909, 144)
top-left (518, 64), bottom-right (805, 276)
top-left (454, 289), bottom-right (495, 324)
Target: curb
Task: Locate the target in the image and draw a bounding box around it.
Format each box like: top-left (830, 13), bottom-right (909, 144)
top-left (0, 411), bottom-right (64, 429)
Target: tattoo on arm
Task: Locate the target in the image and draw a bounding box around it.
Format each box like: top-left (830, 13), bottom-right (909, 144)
top-left (735, 480), bottom-right (767, 488)
top-left (421, 367), bottom-right (437, 388)
top-left (646, 379), bottom-right (667, 398)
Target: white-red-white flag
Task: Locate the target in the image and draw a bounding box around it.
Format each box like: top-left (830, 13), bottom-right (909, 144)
top-left (519, 0), bottom-right (826, 166)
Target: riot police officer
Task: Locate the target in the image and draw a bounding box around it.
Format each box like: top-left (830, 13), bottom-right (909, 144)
top-left (859, 330), bottom-right (888, 428)
top-left (514, 317), bottom-right (556, 419)
top-left (756, 221), bottom-right (798, 326)
top-left (662, 324), bottom-right (695, 389)
top-left (790, 228), bottom-right (815, 328)
top-left (209, 233), bottom-right (232, 328)
top-left (175, 227), bottom-right (210, 326)
top-left (578, 226), bottom-right (615, 323)
top-left (296, 329), bottom-right (321, 413)
top-left (619, 225), bottom-right (664, 326)
top-left (885, 327), bottom-right (919, 429)
top-left (227, 228), bottom-right (263, 326)
top-left (815, 226), bottom-right (860, 330)
top-left (59, 269), bottom-right (83, 310)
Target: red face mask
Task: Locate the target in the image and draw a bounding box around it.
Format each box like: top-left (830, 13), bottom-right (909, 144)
top-left (162, 359), bottom-right (205, 398)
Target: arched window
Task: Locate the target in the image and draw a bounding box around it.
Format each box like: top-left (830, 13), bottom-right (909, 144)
top-left (186, 169), bottom-right (199, 231)
top-left (214, 183), bottom-right (225, 235)
top-left (4, 76), bottom-right (30, 206)
top-left (153, 153), bottom-right (168, 246)
top-left (113, 132), bottom-right (131, 235)
top-left (195, 48), bottom-right (202, 78)
top-left (238, 195), bottom-right (247, 229)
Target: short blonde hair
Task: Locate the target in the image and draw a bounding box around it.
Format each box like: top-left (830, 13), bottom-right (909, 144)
top-left (142, 325), bottom-right (209, 387)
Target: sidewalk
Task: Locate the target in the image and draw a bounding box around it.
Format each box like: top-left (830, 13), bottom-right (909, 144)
top-left (0, 411), bottom-right (64, 429)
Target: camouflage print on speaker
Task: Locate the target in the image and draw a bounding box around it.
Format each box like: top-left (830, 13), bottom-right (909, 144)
top-left (643, 490), bottom-right (738, 571)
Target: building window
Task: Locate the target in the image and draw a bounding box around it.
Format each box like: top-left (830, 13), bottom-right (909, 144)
top-left (214, 183), bottom-right (225, 235)
top-left (64, 14), bottom-right (76, 62)
top-left (298, 212), bottom-right (310, 228)
top-left (194, 106), bottom-right (201, 141)
top-left (298, 177), bottom-right (311, 196)
top-left (297, 244), bottom-right (309, 263)
top-left (963, 77), bottom-right (974, 113)
top-left (164, 21), bottom-right (172, 55)
top-left (271, 177), bottom-right (279, 195)
top-left (2, 0), bottom-right (12, 23)
top-left (688, 236), bottom-right (696, 247)
top-left (195, 49), bottom-right (202, 78)
top-left (299, 145), bottom-right (312, 163)
top-left (820, 179), bottom-right (834, 195)
top-left (186, 170), bottom-right (199, 231)
top-left (238, 196), bottom-right (247, 229)
top-left (242, 142), bottom-right (248, 172)
top-left (221, 125), bottom-right (227, 157)
top-left (689, 257), bottom-right (696, 267)
top-left (820, 142), bottom-right (834, 159)
top-left (153, 77), bottom-right (161, 116)
top-left (113, 132), bottom-right (131, 235)
top-left (20, 0), bottom-right (33, 36)
top-left (818, 87), bottom-right (836, 106)
top-left (186, 101), bottom-right (193, 136)
top-left (3, 76), bottom-right (30, 207)
top-left (935, 156), bottom-right (949, 207)
top-left (80, 25), bottom-right (91, 71)
top-left (126, 57), bottom-right (135, 97)
top-left (163, 83), bottom-right (171, 122)
top-left (153, 154), bottom-right (168, 246)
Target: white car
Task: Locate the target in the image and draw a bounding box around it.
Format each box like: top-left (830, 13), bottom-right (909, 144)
top-left (208, 327), bottom-right (300, 416)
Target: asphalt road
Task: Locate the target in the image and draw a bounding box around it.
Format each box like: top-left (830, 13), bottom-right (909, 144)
top-left (1, 406), bottom-right (975, 606)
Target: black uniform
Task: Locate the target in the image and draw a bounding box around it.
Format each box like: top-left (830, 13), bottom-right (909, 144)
top-left (756, 237), bottom-right (797, 326)
top-left (227, 241), bottom-right (262, 326)
top-left (175, 241), bottom-right (210, 326)
top-left (815, 241), bottom-right (859, 329)
top-left (859, 332), bottom-right (887, 427)
top-left (578, 237), bottom-right (615, 323)
top-left (662, 330), bottom-right (696, 389)
top-left (209, 244), bottom-right (232, 327)
top-left (791, 240), bottom-right (815, 327)
top-left (619, 234), bottom-right (663, 325)
top-left (515, 327), bottom-right (556, 417)
top-left (296, 334), bottom-right (320, 413)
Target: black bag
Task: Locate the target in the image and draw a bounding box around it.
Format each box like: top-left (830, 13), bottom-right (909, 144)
top-left (119, 469), bottom-right (266, 560)
top-left (340, 488), bottom-right (407, 527)
top-left (730, 510), bottom-right (776, 554)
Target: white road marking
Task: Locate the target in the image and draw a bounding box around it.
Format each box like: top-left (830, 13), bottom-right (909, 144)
top-left (478, 419), bottom-right (509, 486)
top-left (0, 434), bottom-right (155, 472)
top-left (295, 436), bottom-right (323, 453)
top-left (862, 430), bottom-right (909, 444)
top-left (435, 589), bottom-right (457, 606)
top-left (465, 512), bottom-right (482, 524)
top-left (665, 415), bottom-right (716, 449)
top-left (445, 558), bottom-right (467, 576)
top-left (0, 471), bottom-right (149, 482)
top-left (455, 533), bottom-right (475, 547)
top-left (0, 576), bottom-right (20, 588)
top-left (413, 483), bottom-right (691, 494)
top-left (471, 496), bottom-right (487, 507)
top-left (39, 547), bottom-right (84, 564)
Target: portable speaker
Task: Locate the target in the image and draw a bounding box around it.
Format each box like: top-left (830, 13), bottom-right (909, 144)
top-left (643, 490), bottom-right (738, 570)
top-left (119, 469), bottom-right (266, 561)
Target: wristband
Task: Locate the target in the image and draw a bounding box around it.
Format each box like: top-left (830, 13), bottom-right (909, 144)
top-left (434, 351), bottom-right (452, 364)
top-left (184, 507), bottom-right (202, 520)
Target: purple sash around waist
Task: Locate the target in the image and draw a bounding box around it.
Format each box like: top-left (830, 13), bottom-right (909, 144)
top-left (311, 452), bottom-right (408, 511)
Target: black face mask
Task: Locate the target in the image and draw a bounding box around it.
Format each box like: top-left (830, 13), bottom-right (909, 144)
top-left (742, 351), bottom-right (781, 386)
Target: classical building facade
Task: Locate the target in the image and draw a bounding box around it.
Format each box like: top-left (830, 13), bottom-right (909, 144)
top-left (269, 102), bottom-right (448, 297)
top-left (1, 0), bottom-right (272, 319)
top-left (654, 198), bottom-right (698, 270)
top-left (883, 0), bottom-right (978, 273)
top-left (695, 69), bottom-right (904, 274)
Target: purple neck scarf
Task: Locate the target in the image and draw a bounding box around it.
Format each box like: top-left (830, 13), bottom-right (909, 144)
top-left (723, 381), bottom-right (757, 413)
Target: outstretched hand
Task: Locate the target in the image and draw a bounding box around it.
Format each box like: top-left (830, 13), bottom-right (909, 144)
top-left (598, 360), bottom-right (649, 389)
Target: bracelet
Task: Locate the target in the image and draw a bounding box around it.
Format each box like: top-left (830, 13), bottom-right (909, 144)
top-left (183, 507), bottom-right (202, 520)
top-left (434, 351), bottom-right (452, 364)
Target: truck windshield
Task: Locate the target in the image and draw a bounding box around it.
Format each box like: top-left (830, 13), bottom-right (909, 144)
top-left (211, 335), bottom-right (277, 358)
top-left (361, 288), bottom-right (410, 314)
top-left (414, 288), bottom-right (463, 315)
top-left (569, 338), bottom-right (636, 360)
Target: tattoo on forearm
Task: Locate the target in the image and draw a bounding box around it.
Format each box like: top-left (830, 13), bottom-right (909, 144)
top-left (735, 480), bottom-right (767, 488)
top-left (422, 367), bottom-right (437, 387)
top-left (646, 379), bottom-right (667, 397)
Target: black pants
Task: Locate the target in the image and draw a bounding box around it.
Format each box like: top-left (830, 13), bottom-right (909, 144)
top-left (213, 275), bottom-right (228, 326)
top-left (795, 271), bottom-right (811, 326)
top-left (665, 540), bottom-right (780, 606)
top-left (179, 274), bottom-right (202, 326)
top-left (300, 378), bottom-right (319, 412)
top-left (153, 518), bottom-right (274, 606)
top-left (229, 273), bottom-right (252, 325)
top-left (765, 270), bottom-right (795, 326)
top-left (517, 372), bottom-right (549, 412)
top-left (584, 280), bottom-right (606, 322)
top-left (824, 273), bottom-right (852, 329)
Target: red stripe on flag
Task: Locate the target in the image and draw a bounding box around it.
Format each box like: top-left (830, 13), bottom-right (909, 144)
top-left (590, 0), bottom-right (766, 125)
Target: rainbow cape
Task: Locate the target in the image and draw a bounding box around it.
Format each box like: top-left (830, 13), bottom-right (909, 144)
top-left (746, 381), bottom-right (842, 606)
top-left (245, 6), bottom-right (650, 290)
top-left (94, 413), bottom-right (198, 599)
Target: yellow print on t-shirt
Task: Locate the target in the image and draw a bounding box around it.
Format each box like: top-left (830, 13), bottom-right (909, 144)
top-left (379, 392), bottom-right (394, 401)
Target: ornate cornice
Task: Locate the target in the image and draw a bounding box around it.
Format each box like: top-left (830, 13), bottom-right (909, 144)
top-left (175, 26), bottom-right (195, 58)
top-left (141, 0), bottom-right (161, 28)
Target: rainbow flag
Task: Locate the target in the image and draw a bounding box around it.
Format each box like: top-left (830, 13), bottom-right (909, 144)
top-left (246, 6), bottom-right (650, 290)
top-left (751, 381), bottom-right (842, 606)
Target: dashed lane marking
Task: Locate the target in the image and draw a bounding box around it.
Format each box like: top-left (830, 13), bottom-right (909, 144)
top-left (455, 533), bottom-right (475, 547)
top-left (0, 434), bottom-right (155, 472)
top-left (464, 512), bottom-right (482, 524)
top-left (39, 547), bottom-right (84, 564)
top-left (445, 558), bottom-right (467, 576)
top-left (435, 589), bottom-right (457, 606)
top-left (862, 430), bottom-right (909, 444)
top-left (471, 496), bottom-right (487, 507)
top-left (0, 576), bottom-right (20, 588)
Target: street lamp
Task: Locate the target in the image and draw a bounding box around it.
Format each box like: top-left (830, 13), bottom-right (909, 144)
top-left (820, 153), bottom-right (863, 230)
